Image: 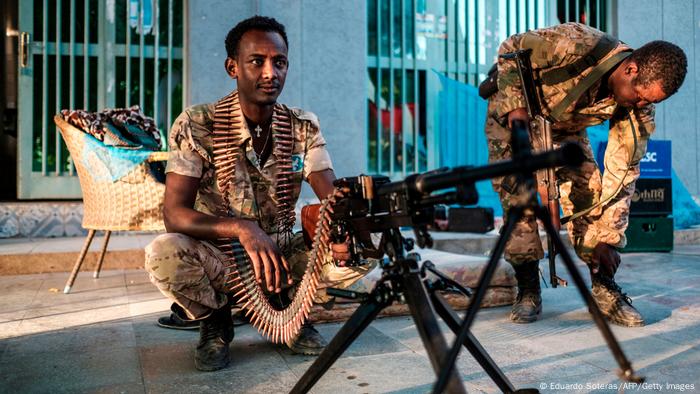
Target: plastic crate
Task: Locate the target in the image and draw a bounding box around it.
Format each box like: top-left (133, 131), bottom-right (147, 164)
top-left (630, 178), bottom-right (672, 216)
top-left (622, 216), bottom-right (674, 253)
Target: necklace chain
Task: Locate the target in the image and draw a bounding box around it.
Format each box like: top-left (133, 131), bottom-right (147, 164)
top-left (252, 122), bottom-right (271, 158)
top-left (256, 127), bottom-right (271, 158)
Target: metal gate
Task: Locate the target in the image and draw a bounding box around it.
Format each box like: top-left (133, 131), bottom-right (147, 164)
top-left (367, 0), bottom-right (611, 178)
top-left (17, 0), bottom-right (186, 199)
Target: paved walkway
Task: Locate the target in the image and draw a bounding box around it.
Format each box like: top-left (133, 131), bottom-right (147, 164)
top-left (1, 246), bottom-right (699, 393)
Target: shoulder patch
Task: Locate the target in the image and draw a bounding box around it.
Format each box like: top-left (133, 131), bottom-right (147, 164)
top-left (291, 153), bottom-right (304, 172)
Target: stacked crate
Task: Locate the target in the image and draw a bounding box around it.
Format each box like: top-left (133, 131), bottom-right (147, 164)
top-left (597, 140), bottom-right (673, 252)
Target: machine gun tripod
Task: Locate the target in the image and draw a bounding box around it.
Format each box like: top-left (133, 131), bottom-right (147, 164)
top-left (291, 121), bottom-right (643, 394)
top-left (292, 224), bottom-right (519, 394)
top-left (433, 120), bottom-right (644, 392)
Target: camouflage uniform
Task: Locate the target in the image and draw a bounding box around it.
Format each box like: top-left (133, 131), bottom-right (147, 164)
top-left (145, 93), bottom-right (373, 320)
top-left (486, 23), bottom-right (655, 265)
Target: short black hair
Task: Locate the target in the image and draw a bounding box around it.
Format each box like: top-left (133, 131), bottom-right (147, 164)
top-left (630, 40), bottom-right (687, 96)
top-left (225, 15), bottom-right (288, 59)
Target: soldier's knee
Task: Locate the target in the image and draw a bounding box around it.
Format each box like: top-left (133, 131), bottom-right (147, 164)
top-left (144, 233), bottom-right (197, 275)
top-left (505, 229), bottom-right (545, 264)
top-left (506, 254), bottom-right (543, 265)
top-left (573, 247), bottom-right (593, 265)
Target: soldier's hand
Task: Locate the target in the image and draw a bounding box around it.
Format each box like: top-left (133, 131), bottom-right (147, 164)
top-left (590, 242), bottom-right (621, 277)
top-left (507, 107), bottom-right (529, 129)
top-left (331, 236), bottom-right (352, 266)
top-left (237, 220), bottom-right (293, 293)
top-left (327, 187), bottom-right (353, 266)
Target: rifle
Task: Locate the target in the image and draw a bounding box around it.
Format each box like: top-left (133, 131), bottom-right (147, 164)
top-left (500, 49), bottom-right (568, 288)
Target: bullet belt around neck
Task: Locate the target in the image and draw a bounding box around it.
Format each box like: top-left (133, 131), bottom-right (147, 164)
top-left (211, 90), bottom-right (296, 236)
top-left (208, 90), bottom-right (334, 344)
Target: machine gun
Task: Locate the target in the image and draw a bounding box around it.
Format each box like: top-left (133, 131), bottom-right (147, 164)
top-left (291, 121), bottom-right (643, 393)
top-left (327, 168), bottom-right (479, 264)
top-left (327, 143), bottom-right (577, 267)
top-left (500, 49), bottom-right (567, 288)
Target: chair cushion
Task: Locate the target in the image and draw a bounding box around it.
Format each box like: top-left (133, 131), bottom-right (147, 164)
top-left (124, 124), bottom-right (161, 151)
top-left (60, 106), bottom-right (162, 150)
top-left (102, 123), bottom-right (142, 149)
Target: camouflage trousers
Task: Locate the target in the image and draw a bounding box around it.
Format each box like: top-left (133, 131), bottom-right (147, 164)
top-left (145, 232), bottom-right (375, 320)
top-left (485, 114), bottom-right (603, 265)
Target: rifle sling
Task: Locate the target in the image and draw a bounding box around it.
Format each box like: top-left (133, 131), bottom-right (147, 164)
top-left (540, 35), bottom-right (620, 85)
top-left (550, 51), bottom-right (631, 120)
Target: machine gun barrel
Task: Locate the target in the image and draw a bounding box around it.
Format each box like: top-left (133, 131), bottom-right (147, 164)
top-left (376, 142), bottom-right (584, 197)
top-left (332, 121), bottom-right (583, 257)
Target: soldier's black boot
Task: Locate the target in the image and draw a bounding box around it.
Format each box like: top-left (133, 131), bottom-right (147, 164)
top-left (270, 293), bottom-right (328, 356)
top-left (286, 322), bottom-right (328, 355)
top-left (591, 273), bottom-right (644, 327)
top-left (510, 260), bottom-right (542, 323)
top-left (157, 303), bottom-right (199, 330)
top-left (195, 302), bottom-right (234, 371)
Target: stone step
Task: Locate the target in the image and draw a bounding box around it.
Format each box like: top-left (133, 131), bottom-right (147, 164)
top-left (2, 227), bottom-right (700, 276)
top-left (0, 233), bottom-right (156, 275)
top-left (0, 233), bottom-right (518, 311)
top-left (431, 227), bottom-right (700, 255)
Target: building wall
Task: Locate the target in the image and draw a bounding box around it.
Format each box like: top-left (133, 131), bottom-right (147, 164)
top-left (187, 0), bottom-right (368, 199)
top-left (187, 0), bottom-right (700, 198)
top-left (616, 0), bottom-right (700, 196)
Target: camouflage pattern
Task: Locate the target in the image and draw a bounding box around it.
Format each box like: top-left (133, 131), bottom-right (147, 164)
top-left (145, 232), bottom-right (375, 320)
top-left (487, 23), bottom-right (656, 264)
top-left (165, 96), bottom-right (333, 234)
top-left (145, 233), bottom-right (229, 319)
top-left (147, 92), bottom-right (369, 319)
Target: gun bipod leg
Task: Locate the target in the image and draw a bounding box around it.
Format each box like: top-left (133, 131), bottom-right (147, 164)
top-left (290, 282), bottom-right (392, 393)
top-left (430, 290), bottom-right (515, 393)
top-left (434, 206), bottom-right (531, 393)
top-left (402, 266), bottom-right (466, 394)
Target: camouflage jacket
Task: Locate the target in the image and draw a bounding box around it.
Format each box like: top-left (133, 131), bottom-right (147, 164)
top-left (165, 95), bottom-right (333, 234)
top-left (492, 22), bottom-right (656, 250)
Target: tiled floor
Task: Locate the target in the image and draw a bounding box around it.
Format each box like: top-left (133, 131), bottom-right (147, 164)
top-left (1, 247), bottom-right (699, 393)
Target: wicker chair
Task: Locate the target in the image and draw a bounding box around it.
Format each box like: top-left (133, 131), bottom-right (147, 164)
top-left (54, 115), bottom-right (167, 293)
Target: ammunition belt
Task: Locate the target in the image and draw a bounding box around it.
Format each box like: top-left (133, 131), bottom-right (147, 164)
top-left (211, 90), bottom-right (333, 343)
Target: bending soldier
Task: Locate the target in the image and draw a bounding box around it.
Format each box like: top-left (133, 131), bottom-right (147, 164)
top-left (144, 16), bottom-right (373, 371)
top-left (483, 22), bottom-right (687, 326)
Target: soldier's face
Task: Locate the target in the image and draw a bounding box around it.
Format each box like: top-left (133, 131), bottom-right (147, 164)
top-left (612, 62), bottom-right (668, 108)
top-left (226, 30), bottom-right (288, 106)
top-left (614, 79), bottom-right (667, 109)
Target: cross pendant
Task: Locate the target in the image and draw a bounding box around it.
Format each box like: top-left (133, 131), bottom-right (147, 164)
top-left (255, 125), bottom-right (262, 138)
